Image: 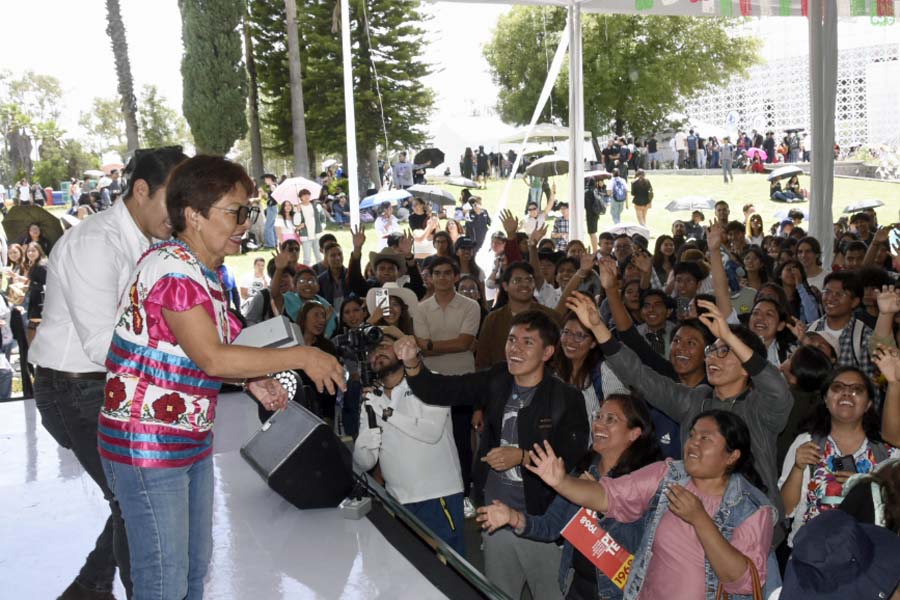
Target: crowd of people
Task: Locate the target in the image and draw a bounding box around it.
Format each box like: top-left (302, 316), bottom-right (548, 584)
top-left (8, 145), bottom-right (900, 600)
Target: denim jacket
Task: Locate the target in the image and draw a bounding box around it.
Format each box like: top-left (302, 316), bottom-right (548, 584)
top-left (521, 462), bottom-right (645, 600)
top-left (622, 460), bottom-right (773, 600)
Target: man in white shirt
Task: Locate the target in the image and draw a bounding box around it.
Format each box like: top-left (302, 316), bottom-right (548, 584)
top-left (374, 201), bottom-right (401, 250)
top-left (29, 147), bottom-right (187, 599)
top-left (353, 326), bottom-right (465, 555)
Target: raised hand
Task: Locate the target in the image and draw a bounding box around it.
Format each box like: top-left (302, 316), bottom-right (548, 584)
top-left (273, 249), bottom-right (293, 270)
top-left (397, 230), bottom-right (414, 256)
top-left (499, 209), bottom-right (520, 238)
top-left (596, 257), bottom-right (619, 290)
top-left (873, 344), bottom-right (900, 383)
top-left (696, 299), bottom-right (731, 340)
top-left (631, 250), bottom-right (652, 274)
top-left (524, 440), bottom-right (566, 488)
top-left (784, 317), bottom-right (807, 341)
top-left (875, 285), bottom-right (900, 315)
top-left (530, 224), bottom-right (548, 245)
top-left (393, 335), bottom-right (420, 366)
top-left (476, 500), bottom-right (514, 533)
top-left (565, 291), bottom-right (603, 330)
top-left (351, 225), bottom-right (366, 254)
top-left (707, 219), bottom-right (724, 249)
top-left (873, 227), bottom-right (890, 244)
top-left (579, 252), bottom-right (595, 275)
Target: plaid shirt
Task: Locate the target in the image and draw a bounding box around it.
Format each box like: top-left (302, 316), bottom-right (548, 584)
top-left (808, 316), bottom-right (878, 399)
top-left (552, 216), bottom-right (569, 252)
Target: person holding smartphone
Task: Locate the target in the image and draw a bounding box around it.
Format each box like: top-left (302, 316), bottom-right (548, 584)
top-left (778, 354), bottom-right (900, 549)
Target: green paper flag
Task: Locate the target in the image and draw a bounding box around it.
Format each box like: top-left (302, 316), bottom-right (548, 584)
top-left (721, 0), bottom-right (733, 17)
top-left (636, 0), bottom-right (654, 10)
top-left (850, 0), bottom-right (867, 16)
top-left (780, 0), bottom-right (792, 15)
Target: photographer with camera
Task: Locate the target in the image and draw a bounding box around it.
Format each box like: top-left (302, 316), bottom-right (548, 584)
top-left (352, 326), bottom-right (466, 556)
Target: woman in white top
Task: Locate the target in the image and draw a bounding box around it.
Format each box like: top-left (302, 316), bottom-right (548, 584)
top-left (746, 213), bottom-right (765, 247)
top-left (779, 361), bottom-right (900, 546)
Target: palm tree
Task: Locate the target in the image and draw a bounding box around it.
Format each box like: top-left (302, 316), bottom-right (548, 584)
top-left (105, 0), bottom-right (139, 153)
top-left (285, 0), bottom-right (310, 177)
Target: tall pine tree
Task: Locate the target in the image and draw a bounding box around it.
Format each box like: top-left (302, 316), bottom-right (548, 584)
top-left (179, 0), bottom-right (248, 154)
top-left (250, 0), bottom-right (433, 179)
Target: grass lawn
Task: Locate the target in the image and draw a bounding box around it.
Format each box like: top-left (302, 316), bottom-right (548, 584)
top-left (45, 171), bottom-right (900, 282)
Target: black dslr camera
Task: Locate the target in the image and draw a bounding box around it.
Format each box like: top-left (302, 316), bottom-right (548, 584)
top-left (332, 325), bottom-right (384, 388)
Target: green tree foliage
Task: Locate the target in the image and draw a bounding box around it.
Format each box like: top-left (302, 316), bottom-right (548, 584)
top-left (138, 85), bottom-right (191, 148)
top-left (79, 97), bottom-right (127, 155)
top-left (0, 70), bottom-right (64, 180)
top-left (179, 0), bottom-right (248, 154)
top-left (249, 0), bottom-right (434, 163)
top-left (484, 9), bottom-right (760, 137)
top-left (33, 138), bottom-right (98, 189)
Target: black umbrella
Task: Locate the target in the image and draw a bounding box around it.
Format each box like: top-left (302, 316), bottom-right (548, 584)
top-left (413, 148), bottom-right (445, 167)
top-left (3, 205), bottom-right (65, 250)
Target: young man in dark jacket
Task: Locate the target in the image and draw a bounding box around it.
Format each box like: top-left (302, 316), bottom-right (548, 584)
top-left (396, 310), bottom-right (587, 600)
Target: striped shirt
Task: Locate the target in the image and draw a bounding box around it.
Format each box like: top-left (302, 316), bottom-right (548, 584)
top-left (98, 241), bottom-right (240, 468)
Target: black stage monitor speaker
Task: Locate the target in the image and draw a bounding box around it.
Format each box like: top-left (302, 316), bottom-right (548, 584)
top-left (241, 401), bottom-right (353, 509)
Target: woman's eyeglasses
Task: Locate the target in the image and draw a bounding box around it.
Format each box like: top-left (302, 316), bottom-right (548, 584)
top-left (704, 344), bottom-right (731, 358)
top-left (211, 205), bottom-right (260, 225)
top-left (561, 329), bottom-right (591, 343)
top-left (828, 381), bottom-right (867, 397)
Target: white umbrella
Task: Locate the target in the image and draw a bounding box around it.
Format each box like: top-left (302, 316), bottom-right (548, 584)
top-left (843, 199), bottom-right (885, 213)
top-left (447, 177), bottom-right (478, 188)
top-left (322, 159), bottom-right (338, 170)
top-left (584, 169), bottom-right (612, 180)
top-left (500, 123), bottom-right (592, 144)
top-left (407, 184), bottom-right (455, 206)
top-left (83, 169), bottom-right (104, 178)
top-left (767, 165), bottom-right (804, 181)
top-left (525, 155), bottom-right (568, 178)
top-left (605, 223), bottom-right (650, 238)
top-left (272, 177), bottom-right (323, 204)
top-left (665, 196), bottom-right (717, 212)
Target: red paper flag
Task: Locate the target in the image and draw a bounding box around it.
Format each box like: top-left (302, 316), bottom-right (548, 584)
top-left (561, 508), bottom-right (635, 589)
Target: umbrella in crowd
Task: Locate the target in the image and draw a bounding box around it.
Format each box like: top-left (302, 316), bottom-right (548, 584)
top-left (2, 205), bottom-right (65, 249)
top-left (746, 147), bottom-right (767, 161)
top-left (359, 189), bottom-right (411, 210)
top-left (522, 147), bottom-right (554, 158)
top-left (413, 148), bottom-right (445, 167)
top-left (272, 177), bottom-right (323, 204)
top-left (843, 199), bottom-right (885, 213)
top-left (83, 169), bottom-right (104, 178)
top-left (407, 184), bottom-right (455, 206)
top-left (500, 122), bottom-right (591, 143)
top-left (525, 155), bottom-right (568, 178)
top-left (767, 165), bottom-right (804, 181)
top-left (447, 176), bottom-right (478, 188)
top-left (583, 169), bottom-right (612, 180)
top-left (322, 158), bottom-right (339, 170)
top-left (605, 223), bottom-right (650, 238)
top-left (665, 196), bottom-right (717, 212)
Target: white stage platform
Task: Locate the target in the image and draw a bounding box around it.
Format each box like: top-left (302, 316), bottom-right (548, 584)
top-left (0, 394), bottom-right (449, 599)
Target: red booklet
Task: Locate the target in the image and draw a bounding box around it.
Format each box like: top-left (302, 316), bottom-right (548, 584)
top-left (560, 507), bottom-right (635, 589)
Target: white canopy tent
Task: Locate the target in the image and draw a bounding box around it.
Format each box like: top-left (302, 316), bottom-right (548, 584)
top-left (339, 0), bottom-right (896, 265)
